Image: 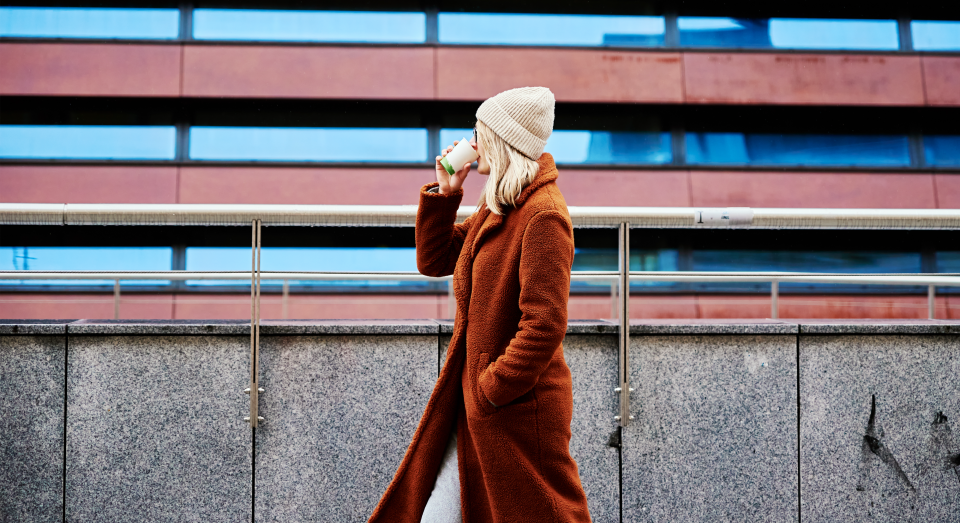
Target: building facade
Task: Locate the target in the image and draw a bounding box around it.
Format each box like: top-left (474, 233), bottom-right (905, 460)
top-left (1, 1), bottom-right (959, 319)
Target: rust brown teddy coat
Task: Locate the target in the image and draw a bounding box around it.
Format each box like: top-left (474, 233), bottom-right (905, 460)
top-left (368, 153), bottom-right (591, 522)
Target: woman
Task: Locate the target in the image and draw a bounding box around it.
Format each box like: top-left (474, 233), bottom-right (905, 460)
top-left (369, 87), bottom-right (591, 523)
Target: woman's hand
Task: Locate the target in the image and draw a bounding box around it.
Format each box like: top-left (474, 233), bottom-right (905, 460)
top-left (435, 140), bottom-right (473, 195)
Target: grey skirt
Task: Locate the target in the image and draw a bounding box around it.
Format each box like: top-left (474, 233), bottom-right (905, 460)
top-left (420, 428), bottom-right (462, 522)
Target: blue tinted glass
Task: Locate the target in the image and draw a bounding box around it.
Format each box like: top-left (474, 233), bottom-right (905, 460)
top-left (685, 133), bottom-right (910, 166)
top-left (679, 18), bottom-right (773, 47)
top-left (691, 251), bottom-right (922, 273)
top-left (572, 248), bottom-right (679, 288)
top-left (0, 7), bottom-right (178, 39)
top-left (912, 21), bottom-right (960, 51)
top-left (679, 17), bottom-right (899, 50)
top-left (0, 125), bottom-right (176, 160)
top-left (189, 127), bottom-right (427, 162)
top-left (439, 13), bottom-right (664, 46)
top-left (938, 252), bottom-right (960, 273)
top-left (0, 247), bottom-right (171, 285)
top-left (690, 250), bottom-right (923, 293)
top-left (193, 9), bottom-right (425, 43)
top-left (924, 136), bottom-right (960, 166)
top-left (441, 129), bottom-right (671, 164)
top-left (186, 247), bottom-right (418, 286)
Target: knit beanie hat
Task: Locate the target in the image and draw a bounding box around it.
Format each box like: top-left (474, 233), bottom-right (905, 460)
top-left (475, 86), bottom-right (555, 160)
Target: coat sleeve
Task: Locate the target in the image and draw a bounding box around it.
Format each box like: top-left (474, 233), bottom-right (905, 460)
top-left (479, 209), bottom-right (574, 407)
top-left (415, 182), bottom-right (474, 277)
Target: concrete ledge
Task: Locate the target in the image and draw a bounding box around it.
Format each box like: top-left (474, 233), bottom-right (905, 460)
top-left (799, 320), bottom-right (960, 334)
top-left (5, 320), bottom-right (958, 336)
top-left (630, 319), bottom-right (798, 335)
top-left (0, 320), bottom-right (69, 335)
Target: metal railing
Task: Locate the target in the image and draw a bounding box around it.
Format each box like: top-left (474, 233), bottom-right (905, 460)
top-left (4, 203), bottom-right (960, 428)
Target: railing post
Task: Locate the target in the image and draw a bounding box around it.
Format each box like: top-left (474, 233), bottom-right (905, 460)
top-left (771, 280), bottom-right (779, 319)
top-left (245, 219), bottom-right (264, 428)
top-left (113, 279), bottom-right (120, 320)
top-left (616, 222), bottom-right (632, 426)
top-left (929, 285), bottom-right (936, 320)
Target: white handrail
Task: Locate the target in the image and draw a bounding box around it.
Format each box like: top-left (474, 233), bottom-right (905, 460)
top-left (2, 270), bottom-right (958, 286)
top-left (3, 203), bottom-right (960, 229)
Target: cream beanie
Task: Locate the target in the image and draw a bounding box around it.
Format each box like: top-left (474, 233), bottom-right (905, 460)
top-left (475, 86), bottom-right (555, 160)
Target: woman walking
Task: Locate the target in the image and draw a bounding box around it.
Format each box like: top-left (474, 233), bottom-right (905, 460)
top-left (369, 87), bottom-right (591, 523)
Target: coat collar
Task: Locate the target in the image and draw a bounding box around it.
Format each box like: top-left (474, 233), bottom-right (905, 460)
top-left (469, 153), bottom-right (559, 259)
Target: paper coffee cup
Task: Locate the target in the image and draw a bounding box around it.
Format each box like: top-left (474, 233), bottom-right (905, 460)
top-left (439, 138), bottom-right (480, 175)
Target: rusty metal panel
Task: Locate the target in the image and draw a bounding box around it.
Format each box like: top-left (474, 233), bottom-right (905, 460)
top-left (437, 47), bottom-right (683, 103)
top-left (689, 171), bottom-right (938, 209)
top-left (182, 45), bottom-right (434, 99)
top-left (0, 43), bottom-right (180, 97)
top-left (683, 52), bottom-right (925, 106)
top-left (922, 56), bottom-right (960, 106)
top-left (0, 165), bottom-right (178, 204)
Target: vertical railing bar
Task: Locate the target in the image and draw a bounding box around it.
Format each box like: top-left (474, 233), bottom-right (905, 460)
top-left (928, 285), bottom-right (936, 320)
top-left (447, 278), bottom-right (455, 320)
top-left (113, 279), bottom-right (120, 320)
top-left (282, 279), bottom-right (289, 320)
top-left (771, 280), bottom-right (780, 319)
top-left (617, 222), bottom-right (631, 427)
top-left (610, 282), bottom-right (617, 321)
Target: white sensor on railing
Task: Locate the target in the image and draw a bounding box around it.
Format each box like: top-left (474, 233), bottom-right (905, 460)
top-left (694, 208), bottom-right (754, 227)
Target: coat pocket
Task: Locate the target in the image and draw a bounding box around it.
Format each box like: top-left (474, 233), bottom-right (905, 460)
top-left (476, 353), bottom-right (498, 416)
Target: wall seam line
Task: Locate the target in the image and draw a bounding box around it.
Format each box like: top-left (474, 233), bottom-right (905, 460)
top-left (796, 328), bottom-right (801, 523)
top-left (919, 55), bottom-right (929, 106)
top-left (62, 325), bottom-right (68, 523)
top-left (679, 52), bottom-right (688, 103)
top-left (179, 44), bottom-right (185, 97)
top-left (432, 45), bottom-right (439, 100)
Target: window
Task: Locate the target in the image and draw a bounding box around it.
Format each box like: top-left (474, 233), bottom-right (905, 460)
top-left (938, 252), bottom-right (960, 273)
top-left (192, 9), bottom-right (425, 43)
top-left (0, 247), bottom-right (172, 286)
top-left (571, 248), bottom-right (679, 289)
top-left (440, 128), bottom-right (672, 164)
top-left (678, 17), bottom-right (900, 50)
top-left (439, 13), bottom-right (665, 46)
top-left (188, 127), bottom-right (428, 162)
top-left (911, 21), bottom-right (960, 51)
top-left (924, 136), bottom-right (960, 167)
top-left (690, 250), bottom-right (924, 292)
top-left (685, 133), bottom-right (911, 167)
top-left (0, 7), bottom-right (179, 39)
top-left (0, 125), bottom-right (176, 160)
top-left (185, 247), bottom-right (419, 286)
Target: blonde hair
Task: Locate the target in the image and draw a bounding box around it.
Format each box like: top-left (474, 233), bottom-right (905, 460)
top-left (475, 120), bottom-right (541, 215)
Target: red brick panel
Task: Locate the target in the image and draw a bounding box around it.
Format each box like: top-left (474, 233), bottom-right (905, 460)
top-left (4, 293), bottom-right (952, 320)
top-left (0, 43), bottom-right (180, 97)
top-left (935, 175), bottom-right (960, 209)
top-left (177, 166), bottom-right (438, 204)
top-left (0, 165), bottom-right (178, 203)
top-left (922, 56), bottom-right (960, 106)
top-left (172, 294), bottom-right (445, 320)
top-left (689, 171), bottom-right (937, 208)
top-left (0, 294), bottom-right (174, 320)
top-left (683, 53), bottom-right (925, 106)
top-left (437, 48), bottom-right (683, 103)
top-left (182, 45), bottom-right (434, 99)
top-left (556, 170), bottom-right (690, 207)
top-left (697, 295), bottom-right (951, 319)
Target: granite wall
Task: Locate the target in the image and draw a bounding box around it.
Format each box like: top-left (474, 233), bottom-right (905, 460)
top-left (1, 319), bottom-right (958, 523)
